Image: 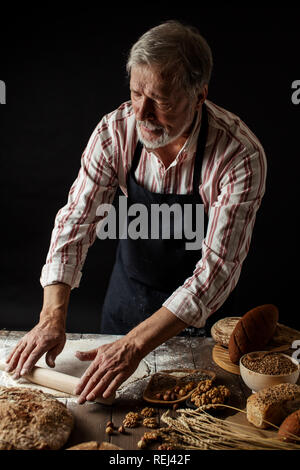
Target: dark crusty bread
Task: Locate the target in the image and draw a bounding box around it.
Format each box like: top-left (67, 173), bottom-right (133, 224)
top-left (246, 383), bottom-right (300, 429)
top-left (278, 410), bottom-right (300, 442)
top-left (228, 304), bottom-right (279, 364)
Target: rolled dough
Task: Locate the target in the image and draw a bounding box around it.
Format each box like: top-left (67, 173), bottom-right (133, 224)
top-left (0, 336), bottom-right (151, 399)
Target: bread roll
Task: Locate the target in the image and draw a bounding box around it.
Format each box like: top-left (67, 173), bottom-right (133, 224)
top-left (67, 441), bottom-right (123, 450)
top-left (228, 304), bottom-right (279, 364)
top-left (210, 317), bottom-right (241, 347)
top-left (67, 441), bottom-right (102, 450)
top-left (278, 410), bottom-right (300, 442)
top-left (246, 383), bottom-right (300, 429)
top-left (99, 442), bottom-right (123, 450)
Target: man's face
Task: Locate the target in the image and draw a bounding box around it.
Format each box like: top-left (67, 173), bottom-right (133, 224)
top-left (130, 65), bottom-right (200, 149)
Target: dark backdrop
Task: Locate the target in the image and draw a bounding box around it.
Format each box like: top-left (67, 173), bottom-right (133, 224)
top-left (0, 6), bottom-right (299, 333)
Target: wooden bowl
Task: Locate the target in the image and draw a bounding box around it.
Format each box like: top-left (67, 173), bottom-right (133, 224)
top-left (143, 368), bottom-right (216, 405)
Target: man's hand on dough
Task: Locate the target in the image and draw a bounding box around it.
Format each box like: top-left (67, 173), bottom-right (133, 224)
top-left (74, 338), bottom-right (142, 403)
top-left (5, 316), bottom-right (66, 378)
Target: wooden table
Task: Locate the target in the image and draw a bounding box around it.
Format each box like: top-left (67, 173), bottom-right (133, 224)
top-left (0, 329), bottom-right (252, 451)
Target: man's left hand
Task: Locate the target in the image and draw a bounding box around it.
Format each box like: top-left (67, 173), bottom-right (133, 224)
top-left (74, 337), bottom-right (142, 403)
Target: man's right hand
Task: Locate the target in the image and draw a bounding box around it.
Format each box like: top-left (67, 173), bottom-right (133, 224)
top-left (5, 283), bottom-right (71, 378)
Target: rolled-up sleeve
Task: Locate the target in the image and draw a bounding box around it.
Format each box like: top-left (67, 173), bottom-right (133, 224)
top-left (163, 145), bottom-right (267, 328)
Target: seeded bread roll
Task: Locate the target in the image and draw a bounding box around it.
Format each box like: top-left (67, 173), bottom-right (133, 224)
top-left (210, 317), bottom-right (241, 347)
top-left (228, 304), bottom-right (279, 364)
top-left (246, 383), bottom-right (300, 429)
top-left (278, 410), bottom-right (300, 442)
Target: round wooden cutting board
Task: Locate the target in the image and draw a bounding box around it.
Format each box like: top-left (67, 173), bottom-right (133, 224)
top-left (212, 342), bottom-right (292, 375)
top-left (212, 344), bottom-right (240, 374)
top-left (212, 322), bottom-right (299, 375)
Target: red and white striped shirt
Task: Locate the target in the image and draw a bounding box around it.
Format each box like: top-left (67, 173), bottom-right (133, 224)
top-left (40, 99), bottom-right (267, 328)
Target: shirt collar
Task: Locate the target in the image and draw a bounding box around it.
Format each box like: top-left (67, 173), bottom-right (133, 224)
top-left (162, 106), bottom-right (202, 168)
top-left (143, 106), bottom-right (203, 168)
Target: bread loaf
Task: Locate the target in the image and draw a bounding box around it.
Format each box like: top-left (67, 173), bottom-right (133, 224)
top-left (278, 410), bottom-right (300, 442)
top-left (228, 304), bottom-right (279, 364)
top-left (246, 383), bottom-right (300, 429)
top-left (99, 442), bottom-right (123, 450)
top-left (67, 441), bottom-right (102, 450)
top-left (0, 386), bottom-right (73, 450)
top-left (67, 441), bottom-right (123, 450)
top-left (210, 317), bottom-right (241, 347)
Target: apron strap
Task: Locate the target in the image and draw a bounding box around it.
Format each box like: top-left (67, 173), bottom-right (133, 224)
top-left (130, 140), bottom-right (143, 176)
top-left (192, 103), bottom-right (208, 193)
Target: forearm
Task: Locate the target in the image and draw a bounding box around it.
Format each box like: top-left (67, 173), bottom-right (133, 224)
top-left (75, 306), bottom-right (188, 402)
top-left (126, 306), bottom-right (188, 358)
top-left (40, 283), bottom-right (71, 326)
top-left (6, 283), bottom-right (71, 375)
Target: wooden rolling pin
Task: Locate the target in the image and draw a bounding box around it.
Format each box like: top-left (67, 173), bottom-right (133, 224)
top-left (0, 362), bottom-right (115, 405)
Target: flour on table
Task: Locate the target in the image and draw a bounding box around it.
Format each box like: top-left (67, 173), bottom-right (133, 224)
top-left (0, 336), bottom-right (151, 400)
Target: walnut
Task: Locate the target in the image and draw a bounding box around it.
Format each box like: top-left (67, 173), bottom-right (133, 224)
top-left (191, 384), bottom-right (230, 408)
top-left (123, 411), bottom-right (140, 428)
top-left (194, 379), bottom-right (214, 393)
top-left (143, 431), bottom-right (160, 442)
top-left (218, 385), bottom-right (231, 399)
top-left (184, 382), bottom-right (195, 392)
top-left (143, 417), bottom-right (158, 428)
top-left (140, 407), bottom-right (156, 418)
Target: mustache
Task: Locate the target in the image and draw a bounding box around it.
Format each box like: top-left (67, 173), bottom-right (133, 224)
top-left (137, 120), bottom-right (164, 131)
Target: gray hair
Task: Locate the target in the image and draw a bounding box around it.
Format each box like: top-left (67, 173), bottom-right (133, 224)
top-left (126, 20), bottom-right (213, 99)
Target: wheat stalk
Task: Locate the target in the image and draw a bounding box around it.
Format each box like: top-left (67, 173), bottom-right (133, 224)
top-left (160, 405), bottom-right (300, 450)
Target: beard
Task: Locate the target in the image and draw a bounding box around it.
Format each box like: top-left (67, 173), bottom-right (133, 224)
top-left (136, 107), bottom-right (195, 150)
top-left (136, 121), bottom-right (176, 149)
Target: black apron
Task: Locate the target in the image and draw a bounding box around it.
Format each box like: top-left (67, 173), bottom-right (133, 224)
top-left (100, 104), bottom-right (235, 335)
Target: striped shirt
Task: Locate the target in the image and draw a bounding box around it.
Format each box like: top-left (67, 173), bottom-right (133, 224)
top-left (40, 99), bottom-right (267, 328)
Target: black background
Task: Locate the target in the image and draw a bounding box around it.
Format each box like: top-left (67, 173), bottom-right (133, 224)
top-left (0, 6), bottom-right (299, 333)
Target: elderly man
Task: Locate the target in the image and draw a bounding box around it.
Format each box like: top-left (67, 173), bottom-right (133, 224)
top-left (6, 21), bottom-right (266, 403)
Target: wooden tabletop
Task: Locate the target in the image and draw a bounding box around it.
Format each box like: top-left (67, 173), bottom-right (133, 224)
top-left (0, 329), bottom-right (252, 450)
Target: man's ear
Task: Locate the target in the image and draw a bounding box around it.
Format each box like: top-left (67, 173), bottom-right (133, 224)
top-left (195, 85), bottom-right (208, 109)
